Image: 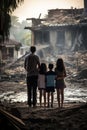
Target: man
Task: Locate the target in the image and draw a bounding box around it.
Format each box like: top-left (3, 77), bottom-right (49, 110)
top-left (24, 46), bottom-right (40, 107)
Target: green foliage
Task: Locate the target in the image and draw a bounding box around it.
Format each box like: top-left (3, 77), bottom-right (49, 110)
top-left (15, 44), bottom-right (21, 51)
top-left (10, 15), bottom-right (31, 46)
top-left (0, 0), bottom-right (24, 13)
top-left (0, 12), bottom-right (11, 42)
top-left (21, 33), bottom-right (31, 46)
top-left (0, 0), bottom-right (24, 42)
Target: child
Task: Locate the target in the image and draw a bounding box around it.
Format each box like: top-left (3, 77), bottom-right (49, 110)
top-left (38, 63), bottom-right (47, 107)
top-left (45, 63), bottom-right (56, 108)
top-left (55, 58), bottom-right (66, 108)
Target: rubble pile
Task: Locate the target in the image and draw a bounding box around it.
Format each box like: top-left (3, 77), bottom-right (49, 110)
top-left (44, 8), bottom-right (84, 25)
top-left (0, 56), bottom-right (26, 82)
top-left (0, 50), bottom-right (87, 82)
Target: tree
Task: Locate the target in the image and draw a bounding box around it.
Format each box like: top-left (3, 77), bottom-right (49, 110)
top-left (10, 17), bottom-right (31, 45)
top-left (0, 0), bottom-right (24, 43)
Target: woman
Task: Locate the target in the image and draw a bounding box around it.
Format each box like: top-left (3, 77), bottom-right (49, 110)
top-left (55, 58), bottom-right (66, 108)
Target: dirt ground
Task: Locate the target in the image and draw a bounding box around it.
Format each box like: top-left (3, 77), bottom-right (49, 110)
top-left (0, 101), bottom-right (87, 130)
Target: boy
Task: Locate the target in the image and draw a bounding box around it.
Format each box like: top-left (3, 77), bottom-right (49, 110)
top-left (45, 63), bottom-right (56, 107)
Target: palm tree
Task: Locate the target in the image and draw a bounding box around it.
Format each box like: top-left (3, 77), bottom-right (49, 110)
top-left (0, 0), bottom-right (24, 42)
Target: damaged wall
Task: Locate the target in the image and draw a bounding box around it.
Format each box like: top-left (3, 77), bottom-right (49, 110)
top-left (34, 25), bottom-right (87, 54)
top-left (25, 8), bottom-right (87, 58)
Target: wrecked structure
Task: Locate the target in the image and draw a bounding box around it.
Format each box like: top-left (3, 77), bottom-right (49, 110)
top-left (25, 1), bottom-right (87, 59)
top-left (0, 39), bottom-right (21, 63)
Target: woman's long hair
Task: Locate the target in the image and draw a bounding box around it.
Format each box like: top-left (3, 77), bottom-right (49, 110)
top-left (56, 58), bottom-right (66, 74)
top-left (39, 63), bottom-right (47, 74)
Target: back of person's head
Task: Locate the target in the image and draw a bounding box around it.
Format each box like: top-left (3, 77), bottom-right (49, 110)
top-left (48, 63), bottom-right (53, 70)
top-left (56, 58), bottom-right (64, 71)
top-left (39, 63), bottom-right (47, 74)
top-left (30, 46), bottom-right (36, 53)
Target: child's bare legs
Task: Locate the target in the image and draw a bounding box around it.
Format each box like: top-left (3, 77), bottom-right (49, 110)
top-left (39, 90), bottom-right (42, 107)
top-left (44, 90), bottom-right (46, 107)
top-left (57, 89), bottom-right (60, 108)
top-left (57, 89), bottom-right (64, 108)
top-left (60, 89), bottom-right (64, 108)
top-left (47, 92), bottom-right (50, 107)
top-left (51, 92), bottom-right (54, 107)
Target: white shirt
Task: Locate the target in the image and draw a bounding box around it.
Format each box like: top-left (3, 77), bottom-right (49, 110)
top-left (38, 74), bottom-right (46, 89)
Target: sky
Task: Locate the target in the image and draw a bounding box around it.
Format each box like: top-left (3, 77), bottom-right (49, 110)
top-left (13, 0), bottom-right (84, 22)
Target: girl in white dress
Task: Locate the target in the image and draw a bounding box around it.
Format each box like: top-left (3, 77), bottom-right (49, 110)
top-left (38, 63), bottom-right (47, 107)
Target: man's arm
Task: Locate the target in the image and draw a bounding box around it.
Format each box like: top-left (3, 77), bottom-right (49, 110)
top-left (24, 57), bottom-right (27, 70)
top-left (37, 56), bottom-right (40, 69)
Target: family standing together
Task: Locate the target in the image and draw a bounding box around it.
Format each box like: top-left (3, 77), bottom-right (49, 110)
top-left (24, 46), bottom-right (66, 108)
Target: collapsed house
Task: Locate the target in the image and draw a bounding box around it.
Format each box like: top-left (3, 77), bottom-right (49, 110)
top-left (25, 0), bottom-right (87, 59)
top-left (0, 39), bottom-right (21, 64)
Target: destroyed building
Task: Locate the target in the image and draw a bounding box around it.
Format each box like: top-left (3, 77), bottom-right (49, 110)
top-left (25, 0), bottom-right (87, 58)
top-left (0, 39), bottom-right (21, 63)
